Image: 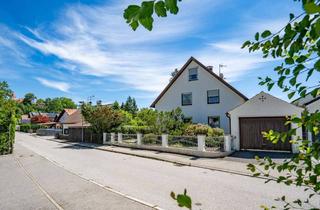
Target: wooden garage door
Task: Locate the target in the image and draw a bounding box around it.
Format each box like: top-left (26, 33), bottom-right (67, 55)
top-left (240, 117), bottom-right (291, 151)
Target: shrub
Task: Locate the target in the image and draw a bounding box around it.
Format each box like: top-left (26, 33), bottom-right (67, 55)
top-left (20, 123), bottom-right (44, 133)
top-left (184, 124), bottom-right (224, 136)
top-left (142, 133), bottom-right (158, 144)
top-left (119, 125), bottom-right (152, 134)
top-left (208, 127), bottom-right (224, 137)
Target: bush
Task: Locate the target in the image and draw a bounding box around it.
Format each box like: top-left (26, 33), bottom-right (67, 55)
top-left (119, 125), bottom-right (152, 134)
top-left (208, 127), bottom-right (224, 137)
top-left (184, 124), bottom-right (224, 136)
top-left (142, 133), bottom-right (158, 144)
top-left (20, 123), bottom-right (44, 133)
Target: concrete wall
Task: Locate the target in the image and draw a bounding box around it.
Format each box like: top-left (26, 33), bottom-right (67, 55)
top-left (154, 60), bottom-right (246, 133)
top-left (229, 92), bottom-right (304, 153)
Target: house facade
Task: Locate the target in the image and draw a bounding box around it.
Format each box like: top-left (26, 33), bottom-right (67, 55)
top-left (228, 92), bottom-right (304, 153)
top-left (151, 57), bottom-right (248, 133)
top-left (293, 94), bottom-right (320, 142)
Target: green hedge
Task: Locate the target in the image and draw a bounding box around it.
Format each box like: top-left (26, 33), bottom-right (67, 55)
top-left (118, 125), bottom-right (152, 134)
top-left (184, 124), bottom-right (224, 137)
top-left (0, 114), bottom-right (16, 155)
top-left (20, 123), bottom-right (44, 133)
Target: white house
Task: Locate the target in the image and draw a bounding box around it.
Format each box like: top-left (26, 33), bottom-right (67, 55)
top-left (228, 91), bottom-right (304, 153)
top-left (151, 57), bottom-right (248, 133)
top-left (293, 94), bottom-right (320, 142)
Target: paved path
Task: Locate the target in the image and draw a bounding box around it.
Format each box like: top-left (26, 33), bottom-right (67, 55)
top-left (13, 133), bottom-right (315, 210)
top-left (0, 142), bottom-right (152, 210)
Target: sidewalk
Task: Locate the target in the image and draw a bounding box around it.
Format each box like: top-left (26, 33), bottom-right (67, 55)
top-left (0, 143), bottom-right (153, 210)
top-left (39, 135), bottom-right (256, 177)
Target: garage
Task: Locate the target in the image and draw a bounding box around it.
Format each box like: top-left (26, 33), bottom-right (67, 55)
top-left (239, 117), bottom-right (291, 151)
top-left (228, 91), bottom-right (304, 153)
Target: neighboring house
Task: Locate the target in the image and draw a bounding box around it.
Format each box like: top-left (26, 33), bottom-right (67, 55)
top-left (228, 91), bottom-right (304, 153)
top-left (151, 57), bottom-right (248, 133)
top-left (20, 114), bottom-right (31, 124)
top-left (55, 109), bottom-right (78, 124)
top-left (293, 93), bottom-right (320, 142)
top-left (28, 112), bottom-right (58, 122)
top-left (61, 109), bottom-right (90, 135)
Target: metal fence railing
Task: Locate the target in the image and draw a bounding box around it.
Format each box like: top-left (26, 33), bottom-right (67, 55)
top-left (205, 136), bottom-right (224, 151)
top-left (168, 135), bottom-right (198, 150)
top-left (141, 134), bottom-right (162, 146)
top-left (99, 133), bottom-right (231, 153)
top-left (122, 134), bottom-right (137, 144)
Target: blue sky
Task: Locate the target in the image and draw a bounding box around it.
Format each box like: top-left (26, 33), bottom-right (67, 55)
top-left (0, 0), bottom-right (306, 107)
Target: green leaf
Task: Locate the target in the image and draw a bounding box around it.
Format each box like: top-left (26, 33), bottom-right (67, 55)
top-left (289, 77), bottom-right (296, 86)
top-left (139, 17), bottom-right (154, 31)
top-left (277, 76), bottom-right (286, 88)
top-left (176, 190), bottom-right (192, 209)
top-left (261, 30), bottom-right (272, 38)
top-left (314, 59), bottom-right (320, 71)
top-left (155, 1), bottom-right (167, 17)
top-left (296, 55), bottom-right (307, 63)
top-left (140, 1), bottom-right (155, 18)
top-left (241, 40), bottom-right (251, 49)
top-left (303, 1), bottom-right (320, 14)
top-left (289, 13), bottom-right (294, 20)
top-left (255, 32), bottom-right (259, 41)
top-left (285, 57), bottom-right (294, 65)
top-left (124, 5), bottom-right (140, 20)
top-left (130, 21), bottom-right (139, 31)
top-left (165, 0), bottom-right (179, 14)
top-left (288, 91), bottom-right (295, 99)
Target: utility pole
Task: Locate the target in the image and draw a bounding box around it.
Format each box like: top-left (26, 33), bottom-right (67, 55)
top-left (79, 101), bottom-right (84, 142)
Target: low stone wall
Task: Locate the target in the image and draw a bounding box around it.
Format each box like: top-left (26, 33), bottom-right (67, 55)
top-left (108, 142), bottom-right (233, 158)
top-left (58, 127), bottom-right (102, 144)
top-left (37, 128), bottom-right (62, 136)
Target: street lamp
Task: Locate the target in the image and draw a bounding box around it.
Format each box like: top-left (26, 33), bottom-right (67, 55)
top-left (79, 101), bottom-right (84, 142)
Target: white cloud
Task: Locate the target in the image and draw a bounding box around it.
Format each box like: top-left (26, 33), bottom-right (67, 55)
top-left (14, 0), bottom-right (223, 93)
top-left (36, 77), bottom-right (70, 92)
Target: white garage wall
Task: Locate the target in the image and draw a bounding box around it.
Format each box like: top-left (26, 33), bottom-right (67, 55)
top-left (306, 99), bottom-right (320, 113)
top-left (228, 92), bottom-right (304, 153)
top-left (154, 60), bottom-right (246, 133)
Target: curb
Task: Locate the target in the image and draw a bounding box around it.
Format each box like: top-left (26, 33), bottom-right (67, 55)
top-left (39, 136), bottom-right (257, 179)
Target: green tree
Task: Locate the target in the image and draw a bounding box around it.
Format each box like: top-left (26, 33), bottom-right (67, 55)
top-left (122, 96), bottom-right (139, 115)
top-left (81, 103), bottom-right (124, 133)
top-left (124, 0), bottom-right (320, 209)
top-left (22, 93), bottom-right (36, 105)
top-left (44, 97), bottom-right (77, 113)
top-left (0, 81), bottom-right (16, 155)
top-left (112, 101), bottom-right (121, 110)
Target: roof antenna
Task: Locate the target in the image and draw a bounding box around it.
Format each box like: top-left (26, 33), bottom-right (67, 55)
top-left (218, 64), bottom-right (227, 79)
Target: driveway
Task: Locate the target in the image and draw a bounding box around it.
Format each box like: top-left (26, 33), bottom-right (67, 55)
top-left (9, 132), bottom-right (317, 210)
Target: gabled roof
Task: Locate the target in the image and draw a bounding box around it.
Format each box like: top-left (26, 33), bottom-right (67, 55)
top-left (55, 109), bottom-right (78, 122)
top-left (150, 57), bottom-right (248, 107)
top-left (228, 91), bottom-right (304, 114)
top-left (305, 96), bottom-right (320, 106)
top-left (292, 91), bottom-right (320, 106)
top-left (63, 109), bottom-right (83, 124)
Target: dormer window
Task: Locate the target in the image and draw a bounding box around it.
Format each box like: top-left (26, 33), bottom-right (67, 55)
top-left (188, 68), bottom-right (198, 81)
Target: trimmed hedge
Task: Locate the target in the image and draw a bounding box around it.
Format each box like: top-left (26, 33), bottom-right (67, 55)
top-left (0, 114), bottom-right (16, 155)
top-left (184, 124), bottom-right (224, 137)
top-left (118, 125), bottom-right (152, 134)
top-left (20, 123), bottom-right (45, 133)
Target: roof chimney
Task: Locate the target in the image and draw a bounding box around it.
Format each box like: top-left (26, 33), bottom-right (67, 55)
top-left (207, 66), bottom-right (213, 71)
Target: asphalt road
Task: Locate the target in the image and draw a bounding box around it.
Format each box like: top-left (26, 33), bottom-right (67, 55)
top-left (0, 140), bottom-right (152, 210)
top-left (12, 132), bottom-right (315, 210)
